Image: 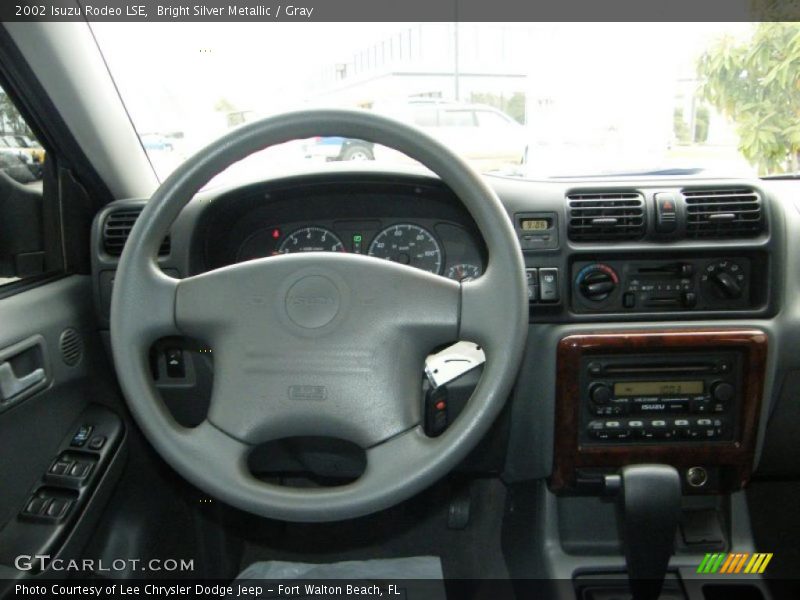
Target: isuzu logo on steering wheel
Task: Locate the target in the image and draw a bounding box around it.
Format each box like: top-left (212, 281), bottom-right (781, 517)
top-left (285, 275), bottom-right (341, 329)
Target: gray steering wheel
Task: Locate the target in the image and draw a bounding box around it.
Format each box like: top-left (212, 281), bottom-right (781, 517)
top-left (110, 109), bottom-right (528, 522)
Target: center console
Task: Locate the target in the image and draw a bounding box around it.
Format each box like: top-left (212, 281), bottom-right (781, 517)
top-left (551, 329), bottom-right (767, 495)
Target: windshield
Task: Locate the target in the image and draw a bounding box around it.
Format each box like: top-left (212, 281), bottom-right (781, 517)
top-left (90, 22), bottom-right (799, 184)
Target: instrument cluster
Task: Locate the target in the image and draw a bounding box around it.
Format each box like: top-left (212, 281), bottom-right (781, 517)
top-left (236, 218), bottom-right (483, 281)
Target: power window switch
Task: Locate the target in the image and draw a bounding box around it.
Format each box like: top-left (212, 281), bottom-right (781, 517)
top-left (46, 498), bottom-right (71, 519)
top-left (25, 496), bottom-right (50, 516)
top-left (49, 459), bottom-right (73, 476)
top-left (69, 461), bottom-right (93, 480)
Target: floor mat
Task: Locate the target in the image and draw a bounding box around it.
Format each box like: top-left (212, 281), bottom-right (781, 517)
top-left (237, 556), bottom-right (443, 579)
top-left (236, 557), bottom-right (446, 599)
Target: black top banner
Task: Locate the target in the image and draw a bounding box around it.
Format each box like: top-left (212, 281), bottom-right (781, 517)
top-left (2, 0), bottom-right (800, 22)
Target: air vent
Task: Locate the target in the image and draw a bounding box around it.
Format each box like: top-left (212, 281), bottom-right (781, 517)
top-left (683, 188), bottom-right (764, 239)
top-left (102, 208), bottom-right (171, 256)
top-left (567, 192), bottom-right (646, 241)
top-left (59, 328), bottom-right (83, 367)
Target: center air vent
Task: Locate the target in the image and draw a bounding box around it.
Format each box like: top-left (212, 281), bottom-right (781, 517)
top-left (102, 208), bottom-right (171, 256)
top-left (567, 192), bottom-right (645, 242)
top-left (683, 188), bottom-right (764, 239)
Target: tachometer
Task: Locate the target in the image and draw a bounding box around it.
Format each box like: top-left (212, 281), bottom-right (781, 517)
top-left (278, 227), bottom-right (344, 254)
top-left (446, 263), bottom-right (482, 282)
top-left (368, 224), bottom-right (442, 274)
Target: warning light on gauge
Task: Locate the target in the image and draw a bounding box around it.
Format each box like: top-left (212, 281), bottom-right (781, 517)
top-left (352, 234), bottom-right (363, 253)
top-left (271, 228), bottom-right (281, 240)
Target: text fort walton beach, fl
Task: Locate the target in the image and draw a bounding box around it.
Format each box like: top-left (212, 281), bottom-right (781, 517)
top-left (38, 4), bottom-right (316, 18)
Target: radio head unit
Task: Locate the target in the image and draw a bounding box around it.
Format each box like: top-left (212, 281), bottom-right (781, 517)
top-left (580, 352), bottom-right (741, 445)
top-left (551, 329), bottom-right (768, 495)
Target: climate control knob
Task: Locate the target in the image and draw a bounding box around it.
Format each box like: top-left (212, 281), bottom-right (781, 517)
top-left (577, 264), bottom-right (619, 302)
top-left (701, 260), bottom-right (746, 301)
top-left (710, 272), bottom-right (743, 299)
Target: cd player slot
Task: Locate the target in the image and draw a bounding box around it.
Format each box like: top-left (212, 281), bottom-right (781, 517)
top-left (602, 363), bottom-right (716, 375)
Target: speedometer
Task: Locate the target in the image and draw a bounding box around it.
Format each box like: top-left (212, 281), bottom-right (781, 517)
top-left (278, 227), bottom-right (344, 254)
top-left (368, 224), bottom-right (443, 274)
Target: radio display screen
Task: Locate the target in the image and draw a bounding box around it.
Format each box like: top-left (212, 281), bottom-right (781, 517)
top-left (613, 380), bottom-right (703, 396)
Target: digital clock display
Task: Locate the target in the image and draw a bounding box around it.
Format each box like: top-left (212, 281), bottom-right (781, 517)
top-left (613, 380), bottom-right (703, 397)
top-left (520, 218), bottom-right (550, 231)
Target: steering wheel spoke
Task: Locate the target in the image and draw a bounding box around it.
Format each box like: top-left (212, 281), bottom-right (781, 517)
top-left (113, 261), bottom-right (180, 346)
top-left (459, 268), bottom-right (527, 353)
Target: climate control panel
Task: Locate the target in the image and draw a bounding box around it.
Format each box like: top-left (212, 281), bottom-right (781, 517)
top-left (572, 257), bottom-right (756, 313)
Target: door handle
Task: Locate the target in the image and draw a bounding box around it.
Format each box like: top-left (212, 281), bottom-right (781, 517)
top-left (0, 361), bottom-right (45, 400)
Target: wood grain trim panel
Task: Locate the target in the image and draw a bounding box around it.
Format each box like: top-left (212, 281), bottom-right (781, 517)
top-left (551, 329), bottom-right (768, 492)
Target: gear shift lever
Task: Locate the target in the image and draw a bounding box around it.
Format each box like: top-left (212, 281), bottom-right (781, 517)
top-left (613, 465), bottom-right (682, 600)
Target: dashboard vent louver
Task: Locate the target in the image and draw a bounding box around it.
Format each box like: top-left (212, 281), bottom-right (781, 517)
top-left (683, 188), bottom-right (764, 239)
top-left (567, 192), bottom-right (645, 242)
top-left (102, 208), bottom-right (170, 256)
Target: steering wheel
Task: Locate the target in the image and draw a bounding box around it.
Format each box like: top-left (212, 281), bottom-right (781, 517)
top-left (111, 109), bottom-right (528, 522)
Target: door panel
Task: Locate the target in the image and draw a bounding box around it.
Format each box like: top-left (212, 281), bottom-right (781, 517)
top-left (0, 275), bottom-right (125, 577)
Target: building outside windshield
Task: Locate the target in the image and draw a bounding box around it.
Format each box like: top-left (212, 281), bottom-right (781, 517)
top-left (82, 22), bottom-right (798, 187)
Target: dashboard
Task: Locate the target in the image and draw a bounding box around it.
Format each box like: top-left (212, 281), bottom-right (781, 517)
top-left (90, 167), bottom-right (800, 496)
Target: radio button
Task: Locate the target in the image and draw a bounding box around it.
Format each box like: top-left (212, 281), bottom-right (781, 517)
top-left (690, 396), bottom-right (711, 414)
top-left (682, 427), bottom-right (700, 439)
top-left (589, 383), bottom-right (612, 404)
top-left (587, 420), bottom-right (607, 440)
top-left (628, 420), bottom-right (646, 438)
top-left (711, 381), bottom-right (735, 403)
top-left (667, 399), bottom-right (690, 412)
